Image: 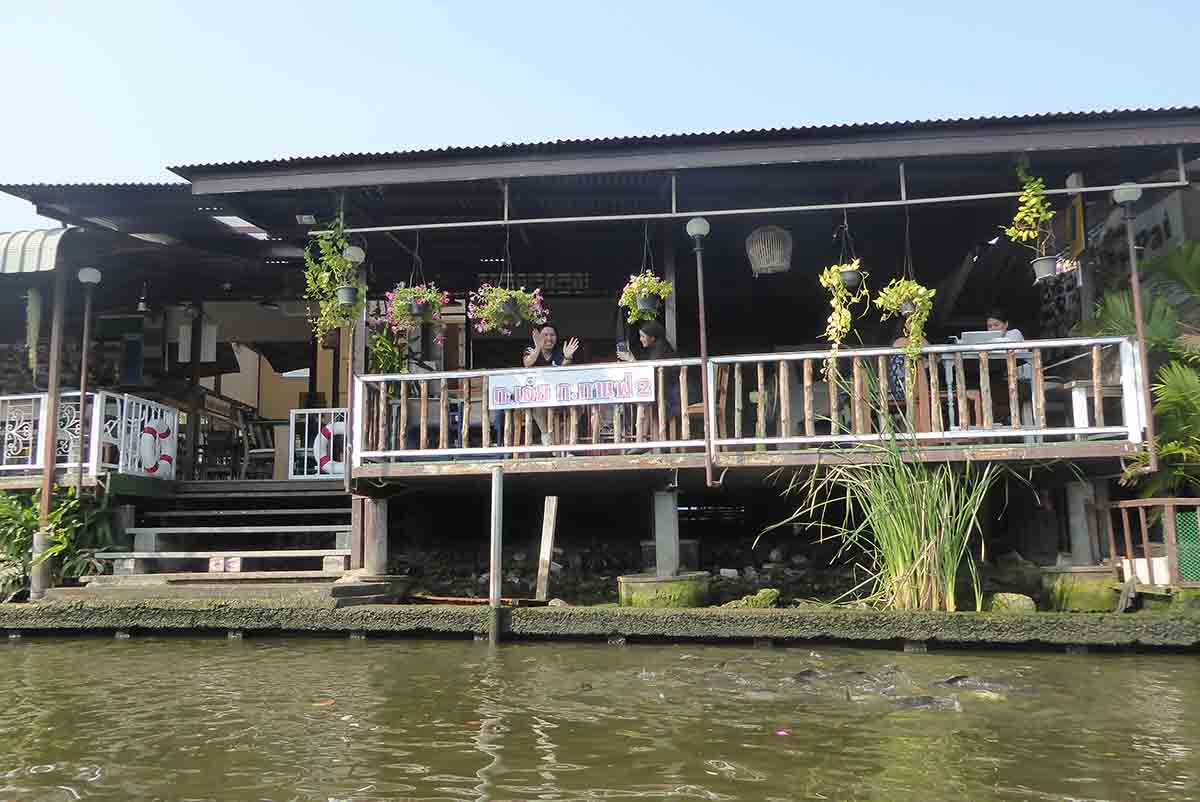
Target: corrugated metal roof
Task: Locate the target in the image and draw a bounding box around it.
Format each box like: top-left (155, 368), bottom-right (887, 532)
top-left (170, 107), bottom-right (1200, 176)
top-left (0, 228), bottom-right (70, 275)
top-left (0, 182), bottom-right (187, 190)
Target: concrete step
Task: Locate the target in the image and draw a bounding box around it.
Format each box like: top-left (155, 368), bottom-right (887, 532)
top-left (96, 549), bottom-right (350, 560)
top-left (126, 525), bottom-right (350, 535)
top-left (144, 508), bottom-right (351, 519)
top-left (82, 571), bottom-right (345, 585)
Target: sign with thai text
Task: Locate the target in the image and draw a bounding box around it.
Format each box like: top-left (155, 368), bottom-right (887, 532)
top-left (488, 364), bottom-right (655, 410)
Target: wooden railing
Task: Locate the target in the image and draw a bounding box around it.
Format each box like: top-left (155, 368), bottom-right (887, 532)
top-left (1109, 499), bottom-right (1200, 587)
top-left (705, 336), bottom-right (1144, 452)
top-left (351, 358), bottom-right (706, 465)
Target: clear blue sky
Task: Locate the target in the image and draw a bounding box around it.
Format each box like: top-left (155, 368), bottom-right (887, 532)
top-left (2, 0), bottom-right (1196, 230)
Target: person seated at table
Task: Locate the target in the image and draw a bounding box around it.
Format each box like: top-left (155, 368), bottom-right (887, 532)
top-left (617, 321), bottom-right (679, 439)
top-left (986, 308), bottom-right (1025, 342)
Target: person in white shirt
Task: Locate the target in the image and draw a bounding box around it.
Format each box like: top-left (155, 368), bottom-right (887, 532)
top-left (986, 309), bottom-right (1024, 342)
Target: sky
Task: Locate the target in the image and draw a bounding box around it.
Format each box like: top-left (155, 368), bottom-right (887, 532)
top-left (1, 0), bottom-right (1196, 231)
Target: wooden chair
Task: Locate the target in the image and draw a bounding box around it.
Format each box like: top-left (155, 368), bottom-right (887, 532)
top-left (240, 416), bottom-right (282, 479)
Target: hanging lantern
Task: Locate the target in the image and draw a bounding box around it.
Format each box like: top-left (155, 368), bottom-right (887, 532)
top-left (745, 225), bottom-right (793, 276)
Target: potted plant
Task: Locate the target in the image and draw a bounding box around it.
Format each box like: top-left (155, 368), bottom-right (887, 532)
top-left (875, 278), bottom-right (936, 364)
top-left (367, 314), bottom-right (409, 374)
top-left (619, 270), bottom-right (673, 324)
top-left (303, 214), bottom-right (367, 342)
top-left (386, 282), bottom-right (451, 335)
top-left (467, 284), bottom-right (550, 335)
top-left (818, 259), bottom-right (870, 369)
top-left (1004, 162), bottom-right (1059, 282)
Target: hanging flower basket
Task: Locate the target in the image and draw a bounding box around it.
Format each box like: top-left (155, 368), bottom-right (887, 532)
top-left (387, 282), bottom-right (451, 338)
top-left (468, 284), bottom-right (549, 335)
top-left (636, 294), bottom-right (659, 313)
top-left (335, 285), bottom-right (359, 308)
top-left (303, 213), bottom-right (367, 342)
top-left (899, 300), bottom-right (916, 316)
top-left (745, 225), bottom-right (793, 276)
top-left (619, 271), bottom-right (673, 324)
top-left (1031, 255), bottom-right (1058, 283)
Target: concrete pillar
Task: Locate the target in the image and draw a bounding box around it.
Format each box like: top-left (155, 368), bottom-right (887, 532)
top-left (1066, 481), bottom-right (1097, 565)
top-left (362, 497), bottom-right (389, 576)
top-left (653, 490), bottom-right (680, 578)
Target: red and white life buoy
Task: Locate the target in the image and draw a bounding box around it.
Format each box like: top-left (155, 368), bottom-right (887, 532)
top-left (313, 420), bottom-right (345, 476)
top-left (140, 419), bottom-right (175, 476)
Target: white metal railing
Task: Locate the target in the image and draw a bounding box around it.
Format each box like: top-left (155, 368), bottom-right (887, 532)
top-left (0, 391), bottom-right (168, 479)
top-left (705, 336), bottom-right (1145, 454)
top-left (289, 407), bottom-right (348, 479)
top-left (116, 394), bottom-right (180, 480)
top-left (352, 358), bottom-right (707, 465)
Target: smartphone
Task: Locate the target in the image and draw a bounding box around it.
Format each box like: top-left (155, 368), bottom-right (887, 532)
top-left (616, 340), bottom-right (629, 355)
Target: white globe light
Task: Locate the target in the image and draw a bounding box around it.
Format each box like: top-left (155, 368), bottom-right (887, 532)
top-left (686, 217), bottom-right (710, 239)
top-left (342, 245), bottom-right (366, 265)
top-left (1112, 183), bottom-right (1143, 206)
top-left (77, 267), bottom-right (102, 285)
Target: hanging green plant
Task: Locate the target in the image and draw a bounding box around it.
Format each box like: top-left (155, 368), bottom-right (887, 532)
top-left (1004, 162), bottom-right (1056, 257)
top-left (367, 318), bottom-right (409, 374)
top-left (468, 284), bottom-right (549, 335)
top-left (875, 278), bottom-right (936, 364)
top-left (619, 270), bottom-right (674, 324)
top-left (303, 213), bottom-right (367, 343)
top-left (818, 259), bottom-right (870, 373)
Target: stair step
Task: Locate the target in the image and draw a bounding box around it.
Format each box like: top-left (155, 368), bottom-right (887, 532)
top-left (96, 549), bottom-right (350, 560)
top-left (144, 508), bottom-right (350, 518)
top-left (126, 525), bottom-right (350, 534)
top-left (82, 571), bottom-right (345, 584)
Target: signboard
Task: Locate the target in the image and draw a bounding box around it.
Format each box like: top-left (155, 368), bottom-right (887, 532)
top-left (488, 364), bottom-right (656, 410)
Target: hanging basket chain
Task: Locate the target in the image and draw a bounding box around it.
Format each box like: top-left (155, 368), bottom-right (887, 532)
top-left (641, 221), bottom-right (655, 273)
top-left (835, 207), bottom-right (857, 265)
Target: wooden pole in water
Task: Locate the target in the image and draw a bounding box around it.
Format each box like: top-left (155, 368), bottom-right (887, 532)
top-left (32, 269), bottom-right (68, 601)
top-left (489, 466), bottom-right (504, 644)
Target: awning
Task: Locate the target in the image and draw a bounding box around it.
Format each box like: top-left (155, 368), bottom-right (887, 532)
top-left (0, 228), bottom-right (70, 275)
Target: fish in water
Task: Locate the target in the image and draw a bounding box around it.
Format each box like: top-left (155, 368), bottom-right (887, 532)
top-left (889, 695), bottom-right (962, 712)
top-left (933, 675), bottom-right (1013, 693)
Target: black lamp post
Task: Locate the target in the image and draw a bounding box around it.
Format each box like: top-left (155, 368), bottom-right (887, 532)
top-left (686, 217), bottom-right (718, 488)
top-left (1112, 183), bottom-right (1157, 472)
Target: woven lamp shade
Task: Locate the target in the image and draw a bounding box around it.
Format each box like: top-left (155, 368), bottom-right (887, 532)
top-left (745, 225), bottom-right (793, 275)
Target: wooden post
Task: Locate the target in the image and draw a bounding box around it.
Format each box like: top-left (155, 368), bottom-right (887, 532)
top-left (875, 356), bottom-right (889, 433)
top-left (734, 363), bottom-right (744, 439)
top-left (1032, 349), bottom-right (1046, 429)
top-left (1163, 503), bottom-right (1180, 585)
top-left (1007, 351), bottom-right (1020, 428)
top-left (350, 496), bottom-right (364, 569)
top-left (439, 379), bottom-right (449, 449)
top-left (398, 381), bottom-right (409, 450)
top-left (32, 269), bottom-right (67, 601)
top-left (662, 223), bottom-right (677, 347)
top-left (755, 361), bottom-right (767, 446)
top-left (803, 359), bottom-right (815, 436)
top-left (535, 496), bottom-right (559, 601)
top-left (75, 279), bottom-right (96, 490)
top-left (927, 355), bottom-right (943, 432)
top-left (979, 351), bottom-right (993, 430)
top-left (851, 358), bottom-right (865, 434)
top-left (590, 405), bottom-right (600, 445)
top-left (679, 366), bottom-right (690, 439)
top-left (778, 361), bottom-right (791, 440)
top-left (828, 358), bottom-right (841, 435)
top-left (419, 381), bottom-right (429, 449)
top-left (656, 367), bottom-right (667, 443)
top-left (363, 497), bottom-right (388, 576)
top-left (1121, 508), bottom-right (1135, 570)
top-left (480, 378), bottom-right (490, 448)
top-left (185, 302), bottom-right (204, 479)
top-left (489, 467), bottom-right (504, 644)
top-left (1091, 345), bottom-right (1105, 427)
top-left (461, 378), bottom-right (471, 449)
top-left (954, 353), bottom-right (970, 428)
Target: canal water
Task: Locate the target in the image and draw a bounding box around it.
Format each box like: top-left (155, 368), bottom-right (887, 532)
top-left (2, 638), bottom-right (1198, 801)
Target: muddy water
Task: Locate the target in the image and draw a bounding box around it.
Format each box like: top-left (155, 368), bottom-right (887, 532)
top-left (2, 637), bottom-right (1198, 801)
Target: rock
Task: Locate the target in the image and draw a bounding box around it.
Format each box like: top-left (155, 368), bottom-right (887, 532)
top-left (547, 598), bottom-right (569, 607)
top-left (721, 588), bottom-right (781, 608)
top-left (983, 592), bottom-right (1037, 613)
top-left (719, 568), bottom-right (740, 579)
top-left (983, 551), bottom-right (1044, 599)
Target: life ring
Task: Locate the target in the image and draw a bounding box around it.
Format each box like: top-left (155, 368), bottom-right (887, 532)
top-left (140, 419), bottom-right (175, 475)
top-left (313, 420), bottom-right (345, 475)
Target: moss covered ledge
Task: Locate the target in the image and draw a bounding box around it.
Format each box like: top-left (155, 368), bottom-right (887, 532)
top-left (3, 600), bottom-right (1200, 648)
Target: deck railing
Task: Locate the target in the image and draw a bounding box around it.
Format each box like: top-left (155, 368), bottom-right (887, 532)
top-left (705, 336), bottom-right (1144, 453)
top-left (1109, 499), bottom-right (1200, 587)
top-left (352, 358), bottom-right (706, 465)
top-left (347, 336), bottom-right (1146, 474)
top-left (289, 407), bottom-right (349, 479)
top-left (0, 391), bottom-right (171, 479)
